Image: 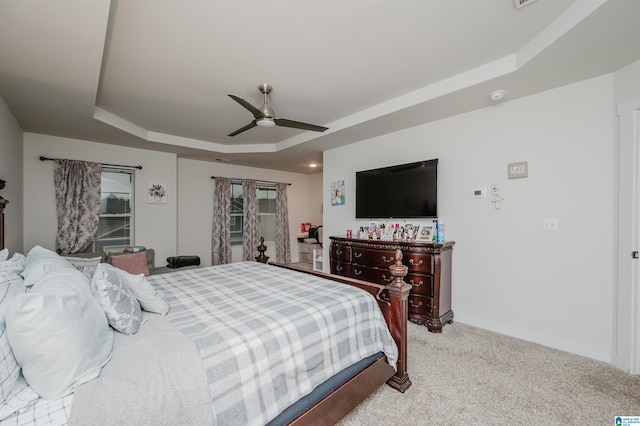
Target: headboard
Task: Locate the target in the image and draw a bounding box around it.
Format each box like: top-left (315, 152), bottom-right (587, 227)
top-left (0, 179), bottom-right (7, 251)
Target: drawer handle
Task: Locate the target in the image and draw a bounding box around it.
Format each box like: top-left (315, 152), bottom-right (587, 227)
top-left (336, 265), bottom-right (343, 272)
top-left (336, 249), bottom-right (342, 255)
top-left (354, 269), bottom-right (363, 276)
top-left (409, 300), bottom-right (423, 308)
top-left (354, 252), bottom-right (363, 258)
top-left (381, 255), bottom-right (394, 263)
top-left (409, 259), bottom-right (424, 266)
top-left (409, 279), bottom-right (424, 287)
top-left (381, 274), bottom-right (392, 282)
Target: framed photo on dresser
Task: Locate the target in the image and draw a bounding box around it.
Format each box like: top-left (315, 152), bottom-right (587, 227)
top-left (417, 224), bottom-right (435, 242)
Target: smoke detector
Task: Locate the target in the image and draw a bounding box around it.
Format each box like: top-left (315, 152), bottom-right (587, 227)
top-left (489, 90), bottom-right (506, 101)
top-left (514, 0), bottom-right (538, 9)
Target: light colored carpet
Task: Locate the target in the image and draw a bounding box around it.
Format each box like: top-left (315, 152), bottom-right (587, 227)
top-left (338, 322), bottom-right (640, 425)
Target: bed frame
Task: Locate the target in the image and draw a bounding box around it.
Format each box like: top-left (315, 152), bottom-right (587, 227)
top-left (271, 250), bottom-right (411, 425)
top-left (1, 192), bottom-right (410, 424)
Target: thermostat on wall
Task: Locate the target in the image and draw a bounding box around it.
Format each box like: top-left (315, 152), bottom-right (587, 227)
top-left (473, 188), bottom-right (486, 198)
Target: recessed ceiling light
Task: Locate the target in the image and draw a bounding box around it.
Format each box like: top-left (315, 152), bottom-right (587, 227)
top-left (309, 163), bottom-right (318, 168)
top-left (489, 90), bottom-right (506, 101)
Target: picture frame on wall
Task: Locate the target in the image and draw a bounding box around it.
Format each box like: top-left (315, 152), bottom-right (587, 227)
top-left (147, 182), bottom-right (167, 204)
top-left (417, 224), bottom-right (435, 242)
top-left (330, 180), bottom-right (345, 206)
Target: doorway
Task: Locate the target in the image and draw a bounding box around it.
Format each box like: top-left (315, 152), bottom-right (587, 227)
top-left (615, 96), bottom-right (640, 374)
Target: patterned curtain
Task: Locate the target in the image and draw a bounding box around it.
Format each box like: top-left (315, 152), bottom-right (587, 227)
top-left (275, 182), bottom-right (291, 263)
top-left (53, 159), bottom-right (102, 255)
top-left (212, 177), bottom-right (232, 265)
top-left (242, 179), bottom-right (258, 261)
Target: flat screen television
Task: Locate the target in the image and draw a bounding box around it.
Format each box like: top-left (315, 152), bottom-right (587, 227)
top-left (355, 159), bottom-right (438, 219)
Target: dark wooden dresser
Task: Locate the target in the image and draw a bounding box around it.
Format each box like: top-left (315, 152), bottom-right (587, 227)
top-left (329, 236), bottom-right (454, 332)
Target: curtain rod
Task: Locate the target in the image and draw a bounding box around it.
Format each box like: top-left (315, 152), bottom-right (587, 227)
top-left (39, 156), bottom-right (143, 170)
top-left (211, 176), bottom-right (291, 186)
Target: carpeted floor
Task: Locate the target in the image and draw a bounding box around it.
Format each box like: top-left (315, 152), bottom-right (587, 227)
top-left (338, 322), bottom-right (640, 425)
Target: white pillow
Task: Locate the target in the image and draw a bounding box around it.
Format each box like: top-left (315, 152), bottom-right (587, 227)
top-left (6, 268), bottom-right (114, 399)
top-left (121, 271), bottom-right (169, 316)
top-left (0, 248), bottom-right (7, 262)
top-left (0, 253), bottom-right (26, 275)
top-left (21, 246), bottom-right (73, 287)
top-left (91, 264), bottom-right (143, 334)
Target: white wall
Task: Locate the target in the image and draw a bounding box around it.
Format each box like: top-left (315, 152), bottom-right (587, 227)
top-left (613, 59), bottom-right (640, 103)
top-left (323, 75), bottom-right (615, 362)
top-left (23, 133), bottom-right (177, 266)
top-left (0, 96), bottom-right (24, 253)
top-left (177, 158), bottom-right (322, 266)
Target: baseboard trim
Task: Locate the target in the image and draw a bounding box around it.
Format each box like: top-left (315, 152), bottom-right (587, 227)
top-left (454, 314), bottom-right (611, 364)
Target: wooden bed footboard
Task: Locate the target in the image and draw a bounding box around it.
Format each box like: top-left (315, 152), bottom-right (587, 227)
top-left (270, 249), bottom-right (412, 393)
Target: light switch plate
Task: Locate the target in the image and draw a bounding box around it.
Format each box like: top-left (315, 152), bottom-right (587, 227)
top-left (508, 161), bottom-right (528, 179)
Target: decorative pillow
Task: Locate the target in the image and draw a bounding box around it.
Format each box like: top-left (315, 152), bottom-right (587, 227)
top-left (21, 246), bottom-right (74, 287)
top-left (120, 271), bottom-right (169, 316)
top-left (0, 248), bottom-right (7, 262)
top-left (63, 255), bottom-right (102, 279)
top-left (91, 264), bottom-right (142, 334)
top-left (0, 253), bottom-right (26, 275)
top-left (6, 268), bottom-right (114, 399)
top-left (110, 251), bottom-right (150, 276)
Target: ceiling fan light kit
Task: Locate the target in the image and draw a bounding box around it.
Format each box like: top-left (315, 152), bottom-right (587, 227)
top-left (228, 84), bottom-right (328, 136)
top-left (256, 118), bottom-right (276, 128)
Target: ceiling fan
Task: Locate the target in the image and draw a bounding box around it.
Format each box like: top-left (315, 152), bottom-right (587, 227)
top-left (227, 84), bottom-right (329, 137)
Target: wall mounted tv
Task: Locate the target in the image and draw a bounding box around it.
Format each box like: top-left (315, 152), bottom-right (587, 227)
top-left (355, 159), bottom-right (438, 219)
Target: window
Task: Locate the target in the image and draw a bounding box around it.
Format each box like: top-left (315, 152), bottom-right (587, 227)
top-left (86, 168), bottom-right (135, 252)
top-left (230, 183), bottom-right (276, 245)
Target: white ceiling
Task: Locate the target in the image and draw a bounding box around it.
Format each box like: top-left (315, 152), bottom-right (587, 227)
top-left (1, 0), bottom-right (639, 174)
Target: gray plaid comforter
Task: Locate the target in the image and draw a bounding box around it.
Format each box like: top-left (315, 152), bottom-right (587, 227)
top-left (148, 261), bottom-right (397, 426)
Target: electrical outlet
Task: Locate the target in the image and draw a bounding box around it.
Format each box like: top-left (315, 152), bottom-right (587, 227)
top-left (542, 218), bottom-right (559, 231)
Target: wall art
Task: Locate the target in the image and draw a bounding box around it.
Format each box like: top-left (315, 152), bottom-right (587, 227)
top-left (331, 180), bottom-right (345, 206)
top-left (147, 182), bottom-right (167, 204)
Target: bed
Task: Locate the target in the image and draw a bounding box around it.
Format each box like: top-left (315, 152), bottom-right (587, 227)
top-left (0, 207), bottom-right (411, 425)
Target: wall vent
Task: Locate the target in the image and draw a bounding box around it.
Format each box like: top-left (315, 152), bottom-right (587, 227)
top-left (514, 0), bottom-right (538, 9)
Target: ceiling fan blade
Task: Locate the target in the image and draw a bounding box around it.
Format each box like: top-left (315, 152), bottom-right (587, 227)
top-left (274, 118), bottom-right (328, 133)
top-left (228, 95), bottom-right (265, 119)
top-left (228, 120), bottom-right (257, 137)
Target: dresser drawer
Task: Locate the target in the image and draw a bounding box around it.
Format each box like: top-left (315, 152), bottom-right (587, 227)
top-left (408, 294), bottom-right (433, 317)
top-left (330, 243), bottom-right (351, 262)
top-left (351, 265), bottom-right (390, 285)
top-left (331, 260), bottom-right (352, 276)
top-left (403, 252), bottom-right (433, 274)
top-left (352, 248), bottom-right (397, 269)
top-left (404, 273), bottom-right (433, 296)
